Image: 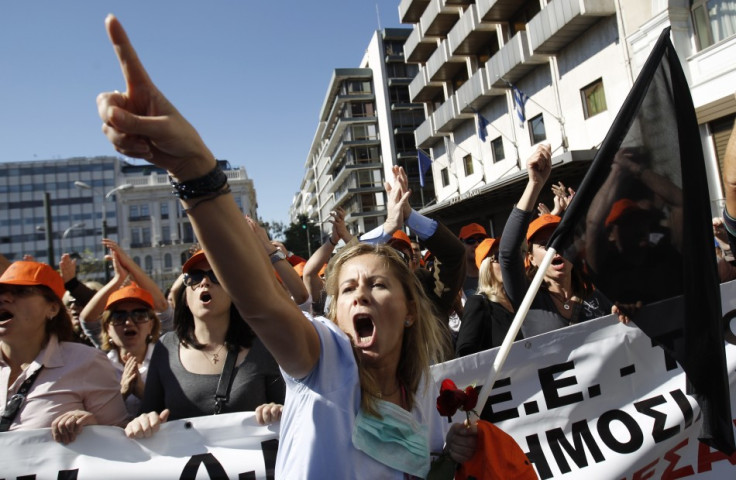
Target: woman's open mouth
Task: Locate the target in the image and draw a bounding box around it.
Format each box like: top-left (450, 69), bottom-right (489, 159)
top-left (0, 311), bottom-right (12, 323)
top-left (200, 292), bottom-right (212, 304)
top-left (353, 314), bottom-right (375, 348)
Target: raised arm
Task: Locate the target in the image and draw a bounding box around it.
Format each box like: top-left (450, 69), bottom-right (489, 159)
top-left (102, 239), bottom-right (168, 312)
top-left (97, 15), bottom-right (319, 379)
top-left (79, 249), bottom-right (129, 327)
top-left (302, 207), bottom-right (352, 304)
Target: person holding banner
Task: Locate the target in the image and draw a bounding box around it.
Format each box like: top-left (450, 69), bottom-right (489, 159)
top-left (0, 261), bottom-right (129, 443)
top-left (499, 145), bottom-right (612, 338)
top-left (124, 248), bottom-right (285, 437)
top-left (96, 15), bottom-right (476, 477)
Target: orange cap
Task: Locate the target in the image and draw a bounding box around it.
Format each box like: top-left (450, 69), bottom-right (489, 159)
top-left (182, 250), bottom-right (207, 273)
top-left (0, 261), bottom-right (65, 302)
top-left (526, 214), bottom-right (561, 243)
top-left (387, 230), bottom-right (412, 252)
top-left (458, 223), bottom-right (488, 240)
top-left (105, 283), bottom-right (154, 310)
top-left (474, 237), bottom-right (499, 270)
top-left (605, 199), bottom-right (645, 227)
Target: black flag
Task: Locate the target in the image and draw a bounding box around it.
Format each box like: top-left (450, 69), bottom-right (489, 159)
top-left (548, 27), bottom-right (734, 453)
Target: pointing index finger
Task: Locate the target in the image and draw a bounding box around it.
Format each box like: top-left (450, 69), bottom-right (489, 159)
top-left (105, 14), bottom-right (152, 94)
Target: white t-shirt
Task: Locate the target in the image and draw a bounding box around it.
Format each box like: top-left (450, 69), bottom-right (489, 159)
top-left (276, 314), bottom-right (448, 479)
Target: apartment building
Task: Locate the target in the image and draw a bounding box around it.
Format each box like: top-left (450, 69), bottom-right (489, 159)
top-left (0, 157), bottom-right (257, 289)
top-left (399, 0), bottom-right (736, 235)
top-left (290, 28), bottom-right (432, 235)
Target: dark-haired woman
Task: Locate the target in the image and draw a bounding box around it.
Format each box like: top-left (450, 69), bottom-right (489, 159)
top-left (0, 261), bottom-right (128, 443)
top-left (125, 251), bottom-right (285, 438)
top-left (499, 145), bottom-right (611, 338)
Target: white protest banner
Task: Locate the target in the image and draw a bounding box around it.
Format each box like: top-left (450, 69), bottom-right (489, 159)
top-left (431, 280), bottom-right (736, 479)
top-left (0, 412), bottom-right (279, 479)
top-left (2, 281), bottom-right (736, 479)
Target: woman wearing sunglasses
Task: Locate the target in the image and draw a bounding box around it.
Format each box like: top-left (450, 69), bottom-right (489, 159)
top-left (124, 250), bottom-right (285, 438)
top-left (0, 261), bottom-right (129, 443)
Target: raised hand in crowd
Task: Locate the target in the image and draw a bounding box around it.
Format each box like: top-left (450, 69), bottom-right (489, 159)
top-left (120, 352), bottom-right (145, 400)
top-left (302, 206), bottom-right (353, 315)
top-left (59, 253), bottom-right (78, 283)
top-left (245, 216), bottom-right (309, 305)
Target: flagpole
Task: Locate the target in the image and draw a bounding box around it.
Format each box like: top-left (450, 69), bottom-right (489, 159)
top-left (474, 247), bottom-right (557, 418)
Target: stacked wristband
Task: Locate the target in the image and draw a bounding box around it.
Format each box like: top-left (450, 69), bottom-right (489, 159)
top-left (170, 164), bottom-right (228, 200)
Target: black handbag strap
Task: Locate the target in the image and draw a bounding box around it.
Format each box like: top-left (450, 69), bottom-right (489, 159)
top-left (0, 366), bottom-right (44, 432)
top-left (214, 348), bottom-right (238, 415)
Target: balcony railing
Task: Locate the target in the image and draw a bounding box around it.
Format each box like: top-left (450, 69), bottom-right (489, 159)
top-left (426, 40), bottom-right (466, 82)
top-left (456, 67), bottom-right (504, 113)
top-left (415, 115), bottom-right (437, 149)
top-left (404, 24), bottom-right (439, 64)
top-left (526, 0), bottom-right (615, 55)
top-left (399, 0), bottom-right (431, 23)
top-left (448, 3), bottom-right (496, 56)
top-left (420, 0), bottom-right (462, 37)
top-left (486, 30), bottom-right (547, 88)
top-left (433, 94), bottom-right (470, 132)
top-left (476, 0), bottom-right (519, 22)
top-left (408, 66), bottom-right (443, 103)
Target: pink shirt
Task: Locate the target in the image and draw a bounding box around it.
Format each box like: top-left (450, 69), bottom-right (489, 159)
top-left (0, 335), bottom-right (129, 431)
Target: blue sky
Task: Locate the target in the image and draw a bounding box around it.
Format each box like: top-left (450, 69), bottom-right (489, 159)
top-left (0, 1), bottom-right (405, 225)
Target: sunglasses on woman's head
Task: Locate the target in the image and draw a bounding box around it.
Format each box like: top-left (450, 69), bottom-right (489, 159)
top-left (183, 269), bottom-right (219, 287)
top-left (110, 309), bottom-right (151, 326)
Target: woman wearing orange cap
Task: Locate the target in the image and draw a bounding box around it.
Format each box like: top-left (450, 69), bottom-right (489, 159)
top-left (456, 237), bottom-right (520, 356)
top-left (124, 249), bottom-right (285, 438)
top-left (0, 261), bottom-right (129, 443)
top-left (499, 145), bottom-right (611, 338)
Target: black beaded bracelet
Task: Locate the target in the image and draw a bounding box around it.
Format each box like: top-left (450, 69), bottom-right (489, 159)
top-left (170, 164), bottom-right (228, 200)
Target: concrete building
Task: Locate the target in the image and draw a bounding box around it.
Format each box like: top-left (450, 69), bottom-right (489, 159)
top-left (0, 156), bottom-right (123, 267)
top-left (397, 0), bottom-right (736, 234)
top-left (0, 157), bottom-right (256, 289)
top-left (290, 28), bottom-right (433, 235)
top-left (116, 160), bottom-right (256, 289)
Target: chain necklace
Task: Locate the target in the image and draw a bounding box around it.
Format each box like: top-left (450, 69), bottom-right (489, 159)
top-left (201, 344), bottom-right (225, 364)
top-left (548, 290), bottom-right (573, 311)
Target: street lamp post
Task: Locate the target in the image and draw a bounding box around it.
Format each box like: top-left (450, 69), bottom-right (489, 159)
top-left (73, 181), bottom-right (133, 281)
top-left (61, 222), bottom-right (86, 254)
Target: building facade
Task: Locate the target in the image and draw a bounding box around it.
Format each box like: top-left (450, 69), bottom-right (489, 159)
top-left (397, 0), bottom-right (736, 234)
top-left (290, 28), bottom-right (433, 235)
top-left (0, 157), bottom-right (257, 289)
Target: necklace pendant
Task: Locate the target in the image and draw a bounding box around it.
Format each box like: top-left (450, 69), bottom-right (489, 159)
top-left (563, 303), bottom-right (571, 310)
top-left (212, 353), bottom-right (219, 364)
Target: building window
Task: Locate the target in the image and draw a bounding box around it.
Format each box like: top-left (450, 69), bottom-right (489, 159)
top-left (581, 79), bottom-right (607, 119)
top-left (131, 228), bottom-right (141, 246)
top-left (692, 0), bottom-right (736, 50)
top-left (463, 155), bottom-right (474, 176)
top-left (140, 204), bottom-right (150, 217)
top-left (160, 202), bottom-right (169, 219)
top-left (529, 114), bottom-right (546, 145)
top-left (144, 255), bottom-right (153, 274)
top-left (491, 137), bottom-right (505, 163)
top-left (441, 167), bottom-right (450, 187)
top-left (164, 253), bottom-right (172, 269)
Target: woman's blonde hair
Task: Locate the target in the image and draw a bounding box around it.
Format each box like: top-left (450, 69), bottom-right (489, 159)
top-left (325, 243), bottom-right (451, 416)
top-left (476, 256), bottom-right (506, 304)
top-left (100, 306), bottom-right (161, 352)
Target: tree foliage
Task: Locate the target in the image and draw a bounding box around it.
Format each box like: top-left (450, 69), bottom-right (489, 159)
top-left (276, 214), bottom-right (322, 259)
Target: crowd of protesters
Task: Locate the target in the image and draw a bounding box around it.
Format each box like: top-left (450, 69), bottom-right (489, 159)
top-left (2, 13), bottom-right (736, 479)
